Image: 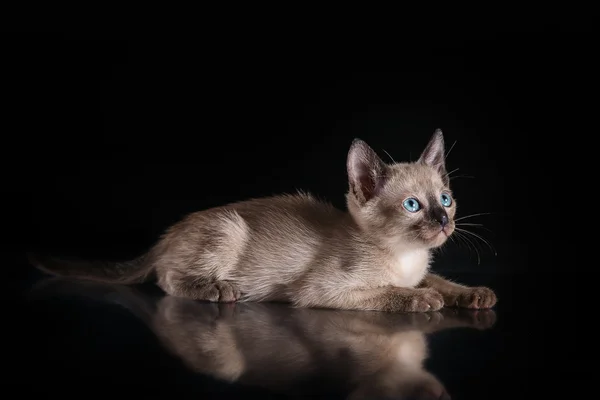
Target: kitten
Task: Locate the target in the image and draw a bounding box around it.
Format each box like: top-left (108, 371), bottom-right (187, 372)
top-left (28, 278), bottom-right (496, 399)
top-left (29, 129), bottom-right (497, 312)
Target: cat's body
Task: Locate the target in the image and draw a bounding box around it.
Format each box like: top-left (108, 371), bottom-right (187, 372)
top-left (152, 193), bottom-right (432, 308)
top-left (30, 130), bottom-right (497, 312)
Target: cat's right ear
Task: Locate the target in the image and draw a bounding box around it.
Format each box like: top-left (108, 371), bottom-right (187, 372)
top-left (347, 139), bottom-right (388, 205)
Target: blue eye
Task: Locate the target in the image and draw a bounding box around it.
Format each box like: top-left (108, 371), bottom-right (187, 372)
top-left (441, 193), bottom-right (452, 207)
top-left (402, 198), bottom-right (421, 212)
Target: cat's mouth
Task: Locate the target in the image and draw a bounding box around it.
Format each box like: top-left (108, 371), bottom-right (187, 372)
top-left (441, 225), bottom-right (456, 237)
top-left (422, 226), bottom-right (453, 247)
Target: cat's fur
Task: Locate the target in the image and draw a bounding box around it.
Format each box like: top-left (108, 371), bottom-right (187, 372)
top-left (28, 278), bottom-right (496, 399)
top-left (29, 129), bottom-right (497, 312)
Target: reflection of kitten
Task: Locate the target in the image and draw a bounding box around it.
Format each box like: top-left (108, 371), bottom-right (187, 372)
top-left (28, 279), bottom-right (496, 400)
top-left (30, 129), bottom-right (496, 312)
top-left (147, 294), bottom-right (495, 400)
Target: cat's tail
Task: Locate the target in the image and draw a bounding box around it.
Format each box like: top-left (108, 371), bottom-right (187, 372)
top-left (27, 252), bottom-right (155, 285)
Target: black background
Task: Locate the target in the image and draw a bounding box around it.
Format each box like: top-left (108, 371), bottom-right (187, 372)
top-left (5, 26), bottom-right (586, 276)
top-left (3, 21), bottom-right (592, 394)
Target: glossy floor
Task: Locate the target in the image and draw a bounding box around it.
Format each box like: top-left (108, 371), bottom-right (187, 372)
top-left (16, 269), bottom-right (532, 398)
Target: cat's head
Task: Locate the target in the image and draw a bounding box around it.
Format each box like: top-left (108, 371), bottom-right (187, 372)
top-left (346, 129), bottom-right (456, 250)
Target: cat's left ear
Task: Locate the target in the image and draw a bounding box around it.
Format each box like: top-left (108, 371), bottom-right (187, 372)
top-left (347, 139), bottom-right (388, 205)
top-left (418, 129), bottom-right (448, 185)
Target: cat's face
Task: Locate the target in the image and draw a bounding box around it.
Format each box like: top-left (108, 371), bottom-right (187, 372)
top-left (346, 130), bottom-right (456, 250)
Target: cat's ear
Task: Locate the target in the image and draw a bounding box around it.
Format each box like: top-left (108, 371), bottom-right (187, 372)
top-left (418, 129), bottom-right (448, 185)
top-left (347, 139), bottom-right (388, 205)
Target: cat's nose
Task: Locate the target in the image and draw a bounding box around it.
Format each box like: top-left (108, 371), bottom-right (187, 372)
top-left (431, 208), bottom-right (449, 228)
top-left (439, 214), bottom-right (448, 228)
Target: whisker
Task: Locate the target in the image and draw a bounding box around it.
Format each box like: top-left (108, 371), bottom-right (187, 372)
top-left (382, 149), bottom-right (396, 163)
top-left (453, 230), bottom-right (480, 265)
top-left (445, 140), bottom-right (457, 159)
top-left (448, 234), bottom-right (456, 247)
top-left (447, 230), bottom-right (461, 249)
top-left (449, 232), bottom-right (465, 252)
top-left (455, 229), bottom-right (486, 260)
top-left (445, 167), bottom-right (460, 177)
top-left (455, 227), bottom-right (497, 256)
top-left (456, 223), bottom-right (494, 234)
top-left (462, 231), bottom-right (482, 265)
top-left (450, 174), bottom-right (476, 180)
top-left (448, 233), bottom-right (469, 258)
top-left (452, 230), bottom-right (470, 256)
top-left (454, 212), bottom-right (493, 222)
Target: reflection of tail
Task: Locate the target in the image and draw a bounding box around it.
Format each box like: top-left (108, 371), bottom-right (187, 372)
top-left (28, 277), bottom-right (156, 326)
top-left (27, 252), bottom-right (154, 284)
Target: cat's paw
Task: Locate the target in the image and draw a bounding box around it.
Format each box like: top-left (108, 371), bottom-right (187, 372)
top-left (214, 281), bottom-right (241, 302)
top-left (403, 288), bottom-right (445, 312)
top-left (196, 281), bottom-right (241, 302)
top-left (450, 287), bottom-right (497, 309)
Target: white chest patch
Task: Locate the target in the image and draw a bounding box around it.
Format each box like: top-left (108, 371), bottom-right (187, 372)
top-left (388, 249), bottom-right (430, 288)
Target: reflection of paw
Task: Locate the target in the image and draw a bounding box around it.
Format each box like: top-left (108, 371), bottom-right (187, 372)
top-left (398, 310), bottom-right (444, 329)
top-left (469, 309), bottom-right (497, 330)
top-left (349, 374), bottom-right (451, 400)
top-left (217, 302), bottom-right (237, 318)
top-left (414, 310), bottom-right (444, 326)
top-left (443, 308), bottom-right (497, 330)
top-left (449, 287), bottom-right (497, 309)
top-left (160, 296), bottom-right (220, 324)
top-left (410, 386), bottom-right (452, 400)
top-left (426, 310), bottom-right (444, 325)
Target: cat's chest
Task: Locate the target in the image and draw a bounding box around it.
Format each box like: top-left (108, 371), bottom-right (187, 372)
top-left (386, 249), bottom-right (430, 288)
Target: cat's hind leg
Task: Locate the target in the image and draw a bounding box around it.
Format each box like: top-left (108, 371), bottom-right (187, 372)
top-left (162, 274), bottom-right (241, 302)
top-left (153, 209), bottom-right (249, 303)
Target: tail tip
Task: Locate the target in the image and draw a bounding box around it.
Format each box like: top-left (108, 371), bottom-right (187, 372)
top-left (26, 252), bottom-right (56, 276)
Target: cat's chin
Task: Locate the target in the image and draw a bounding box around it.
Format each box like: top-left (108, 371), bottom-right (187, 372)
top-left (424, 230), bottom-right (451, 249)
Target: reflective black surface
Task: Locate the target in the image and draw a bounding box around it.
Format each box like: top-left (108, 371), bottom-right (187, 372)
top-left (14, 261), bottom-right (536, 399)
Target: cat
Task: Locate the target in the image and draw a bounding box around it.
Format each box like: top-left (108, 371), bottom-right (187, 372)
top-left (28, 278), bottom-right (496, 399)
top-left (29, 129), bottom-right (497, 312)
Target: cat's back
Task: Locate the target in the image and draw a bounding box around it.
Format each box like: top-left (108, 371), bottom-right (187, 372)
top-left (159, 192), bottom-right (347, 261)
top-left (227, 192), bottom-right (346, 232)
top-left (167, 192), bottom-right (342, 232)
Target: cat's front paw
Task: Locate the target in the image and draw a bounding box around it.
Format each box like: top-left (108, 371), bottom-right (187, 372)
top-left (449, 287), bottom-right (497, 309)
top-left (214, 281), bottom-right (241, 302)
top-left (403, 288), bottom-right (445, 312)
